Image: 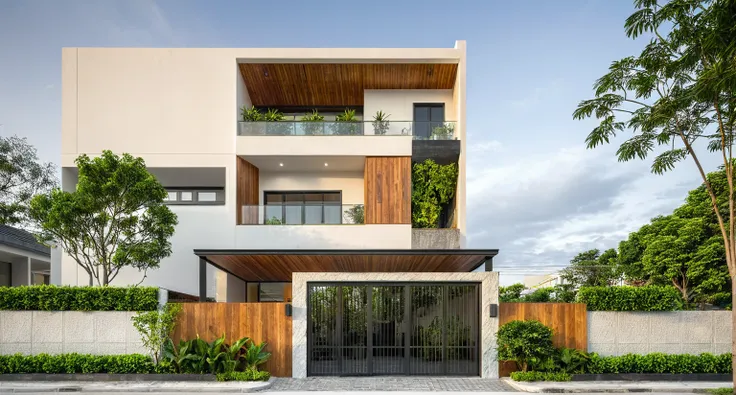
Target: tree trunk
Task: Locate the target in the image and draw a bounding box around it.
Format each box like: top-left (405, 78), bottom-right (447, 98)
top-left (732, 276), bottom-right (736, 394)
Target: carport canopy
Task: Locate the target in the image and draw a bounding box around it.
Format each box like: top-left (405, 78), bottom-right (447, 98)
top-left (194, 249), bottom-right (498, 301)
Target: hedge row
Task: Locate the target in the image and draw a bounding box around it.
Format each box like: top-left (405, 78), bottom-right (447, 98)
top-left (587, 353), bottom-right (732, 374)
top-left (577, 286), bottom-right (683, 311)
top-left (0, 354), bottom-right (156, 374)
top-left (0, 286), bottom-right (158, 311)
top-left (510, 371), bottom-right (571, 381)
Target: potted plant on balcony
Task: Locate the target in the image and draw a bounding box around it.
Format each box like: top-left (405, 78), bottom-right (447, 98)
top-left (431, 123), bottom-right (455, 140)
top-left (239, 106), bottom-right (263, 135)
top-left (263, 108), bottom-right (291, 136)
top-left (301, 109), bottom-right (325, 135)
top-left (371, 111), bottom-right (390, 135)
top-left (330, 109), bottom-right (362, 135)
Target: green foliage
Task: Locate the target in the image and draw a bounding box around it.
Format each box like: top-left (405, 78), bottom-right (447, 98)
top-left (411, 159), bottom-right (458, 228)
top-left (497, 320), bottom-right (555, 372)
top-left (344, 204), bottom-right (364, 224)
top-left (510, 371), bottom-right (571, 382)
top-left (707, 388), bottom-right (733, 395)
top-left (332, 109), bottom-right (361, 135)
top-left (555, 347), bottom-right (590, 374)
top-left (0, 354), bottom-right (154, 374)
top-left (162, 335), bottom-right (270, 375)
top-left (0, 285), bottom-right (158, 311)
top-left (431, 123), bottom-right (455, 139)
top-left (263, 108), bottom-right (285, 122)
top-left (131, 303), bottom-right (182, 364)
top-left (577, 285), bottom-right (684, 311)
top-left (560, 249), bottom-right (620, 289)
top-left (262, 109), bottom-right (291, 135)
top-left (264, 216), bottom-right (282, 225)
top-left (0, 135), bottom-right (56, 227)
top-left (372, 110), bottom-right (390, 135)
top-left (523, 287), bottom-right (555, 302)
top-left (29, 151), bottom-right (178, 286)
top-left (240, 106), bottom-right (263, 122)
top-left (586, 352), bottom-right (732, 374)
top-left (301, 110), bottom-right (325, 135)
top-left (242, 341), bottom-right (271, 371)
top-left (216, 369), bottom-right (270, 381)
top-left (499, 283), bottom-right (525, 302)
top-left (301, 109), bottom-right (324, 122)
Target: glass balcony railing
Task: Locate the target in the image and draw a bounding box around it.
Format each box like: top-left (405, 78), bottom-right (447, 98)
top-left (237, 121), bottom-right (457, 140)
top-left (240, 204), bottom-right (365, 225)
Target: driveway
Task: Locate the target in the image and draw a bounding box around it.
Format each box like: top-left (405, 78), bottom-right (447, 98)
top-left (267, 377), bottom-right (517, 392)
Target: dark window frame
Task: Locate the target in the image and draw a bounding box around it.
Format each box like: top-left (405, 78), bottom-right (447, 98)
top-left (163, 187), bottom-right (225, 206)
top-left (413, 103), bottom-right (446, 139)
top-left (263, 191), bottom-right (343, 225)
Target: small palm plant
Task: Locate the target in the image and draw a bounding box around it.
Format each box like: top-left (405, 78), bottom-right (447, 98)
top-left (332, 109), bottom-right (362, 135)
top-left (372, 110), bottom-right (390, 135)
top-left (301, 109), bottom-right (325, 135)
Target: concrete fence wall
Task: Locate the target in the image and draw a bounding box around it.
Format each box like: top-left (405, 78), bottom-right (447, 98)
top-left (588, 311), bottom-right (731, 356)
top-left (0, 311), bottom-right (146, 355)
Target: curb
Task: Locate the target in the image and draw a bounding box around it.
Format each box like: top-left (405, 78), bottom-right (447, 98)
top-left (500, 378), bottom-right (730, 393)
top-left (0, 380), bottom-right (272, 393)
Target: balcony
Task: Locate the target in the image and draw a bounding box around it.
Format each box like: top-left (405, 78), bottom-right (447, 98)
top-left (237, 121), bottom-right (457, 140)
top-left (240, 204), bottom-right (364, 225)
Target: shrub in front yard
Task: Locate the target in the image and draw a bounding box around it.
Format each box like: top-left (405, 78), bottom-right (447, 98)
top-left (586, 352), bottom-right (732, 374)
top-left (577, 286), bottom-right (683, 311)
top-left (216, 370), bottom-right (271, 382)
top-left (510, 371), bottom-right (571, 381)
top-left (497, 320), bottom-right (555, 372)
top-left (0, 354), bottom-right (154, 374)
top-left (0, 285), bottom-right (158, 311)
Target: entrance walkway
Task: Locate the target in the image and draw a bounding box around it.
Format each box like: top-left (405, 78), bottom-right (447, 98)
top-left (267, 377), bottom-right (516, 392)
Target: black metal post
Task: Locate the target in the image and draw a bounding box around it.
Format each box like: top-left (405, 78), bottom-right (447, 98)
top-left (404, 285), bottom-right (411, 374)
top-left (199, 258), bottom-right (207, 302)
top-left (442, 285), bottom-right (448, 375)
top-left (366, 286), bottom-right (373, 374)
top-left (484, 256), bottom-right (494, 271)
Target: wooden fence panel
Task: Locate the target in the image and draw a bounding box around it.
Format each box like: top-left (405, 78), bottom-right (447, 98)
top-left (498, 303), bottom-right (587, 377)
top-left (172, 303), bottom-right (292, 377)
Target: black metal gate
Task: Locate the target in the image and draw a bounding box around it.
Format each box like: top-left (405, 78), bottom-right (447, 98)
top-left (307, 282), bottom-right (480, 376)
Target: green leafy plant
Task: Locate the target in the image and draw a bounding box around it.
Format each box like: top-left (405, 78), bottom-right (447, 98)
top-left (555, 347), bottom-right (590, 374)
top-left (344, 205), bottom-right (364, 224)
top-left (0, 285), bottom-right (159, 311)
top-left (301, 109), bottom-right (325, 135)
top-left (431, 123), bottom-right (455, 139)
top-left (411, 159), bottom-right (458, 228)
top-left (332, 109), bottom-right (362, 135)
top-left (707, 389), bottom-right (733, 395)
top-left (262, 108), bottom-right (291, 135)
top-left (264, 216), bottom-right (282, 225)
top-left (216, 370), bottom-right (270, 381)
top-left (496, 320), bottom-right (555, 372)
top-left (131, 303), bottom-right (182, 364)
top-left (577, 286), bottom-right (684, 311)
top-left (162, 335), bottom-right (257, 375)
top-left (0, 354), bottom-right (154, 374)
top-left (162, 338), bottom-right (200, 374)
top-left (240, 106), bottom-right (263, 122)
top-left (371, 110), bottom-right (390, 135)
top-left (585, 352), bottom-right (732, 374)
top-left (263, 108), bottom-right (285, 122)
top-left (240, 341), bottom-right (271, 371)
top-left (510, 371), bottom-right (571, 382)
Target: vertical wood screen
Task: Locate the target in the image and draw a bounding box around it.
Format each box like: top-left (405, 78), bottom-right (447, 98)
top-left (172, 303), bottom-right (292, 377)
top-left (364, 156), bottom-right (411, 224)
top-left (498, 303), bottom-right (587, 377)
top-left (236, 157), bottom-right (259, 224)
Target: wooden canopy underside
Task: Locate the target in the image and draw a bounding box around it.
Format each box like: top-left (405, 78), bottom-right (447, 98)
top-left (239, 63), bottom-right (458, 107)
top-left (197, 250), bottom-right (497, 282)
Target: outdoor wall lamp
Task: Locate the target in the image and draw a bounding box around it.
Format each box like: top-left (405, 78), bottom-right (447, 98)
top-left (285, 303), bottom-right (292, 317)
top-left (490, 303), bottom-right (498, 317)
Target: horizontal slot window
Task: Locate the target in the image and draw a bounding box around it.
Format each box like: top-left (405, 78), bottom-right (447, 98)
top-left (163, 188), bottom-right (224, 205)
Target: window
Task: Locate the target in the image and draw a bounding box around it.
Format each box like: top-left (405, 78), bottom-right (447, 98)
top-left (162, 188), bottom-right (224, 205)
top-left (258, 283), bottom-right (291, 302)
top-left (413, 103), bottom-right (445, 139)
top-left (263, 191), bottom-right (341, 225)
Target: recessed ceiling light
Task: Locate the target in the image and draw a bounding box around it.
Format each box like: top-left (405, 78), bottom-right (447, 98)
top-left (324, 163), bottom-right (328, 167)
top-left (279, 163), bottom-right (284, 167)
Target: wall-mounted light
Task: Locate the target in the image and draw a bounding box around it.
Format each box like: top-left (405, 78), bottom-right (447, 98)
top-left (490, 303), bottom-right (498, 318)
top-left (279, 163), bottom-right (284, 167)
top-left (324, 163), bottom-right (329, 167)
top-left (285, 303), bottom-right (292, 317)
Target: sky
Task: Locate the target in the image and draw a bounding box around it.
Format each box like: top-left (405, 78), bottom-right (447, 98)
top-left (0, 0), bottom-right (721, 285)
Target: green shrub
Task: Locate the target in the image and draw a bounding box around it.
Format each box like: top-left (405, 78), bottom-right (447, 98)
top-left (132, 303), bottom-right (182, 364)
top-left (497, 320), bottom-right (555, 372)
top-left (0, 354), bottom-right (154, 374)
top-left (0, 286), bottom-right (158, 311)
top-left (510, 371), bottom-right (571, 381)
top-left (555, 347), bottom-right (590, 374)
top-left (216, 369), bottom-right (271, 381)
top-left (707, 388), bottom-right (733, 395)
top-left (585, 353), bottom-right (732, 374)
top-left (577, 286), bottom-right (683, 311)
top-left (163, 335), bottom-right (268, 375)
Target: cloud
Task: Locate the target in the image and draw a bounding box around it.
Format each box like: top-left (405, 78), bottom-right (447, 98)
top-left (469, 140), bottom-right (502, 154)
top-left (508, 79), bottom-right (564, 110)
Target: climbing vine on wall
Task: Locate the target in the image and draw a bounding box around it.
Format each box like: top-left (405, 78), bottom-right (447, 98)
top-left (411, 159), bottom-right (458, 228)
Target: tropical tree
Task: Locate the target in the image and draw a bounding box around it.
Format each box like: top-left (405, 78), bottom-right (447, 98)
top-left (0, 135), bottom-right (56, 227)
top-left (29, 151), bottom-right (178, 286)
top-left (573, 0), bottom-right (736, 386)
top-left (559, 249), bottom-right (620, 288)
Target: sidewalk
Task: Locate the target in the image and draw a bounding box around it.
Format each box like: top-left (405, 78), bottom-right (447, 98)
top-left (502, 378), bottom-right (730, 393)
top-left (0, 380), bottom-right (271, 393)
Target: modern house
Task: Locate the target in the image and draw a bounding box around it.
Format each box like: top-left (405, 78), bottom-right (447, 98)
top-left (0, 224), bottom-right (51, 287)
top-left (58, 41), bottom-right (500, 377)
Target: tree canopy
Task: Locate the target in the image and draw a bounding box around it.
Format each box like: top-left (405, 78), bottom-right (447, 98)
top-left (0, 135), bottom-right (56, 228)
top-left (29, 151), bottom-right (178, 286)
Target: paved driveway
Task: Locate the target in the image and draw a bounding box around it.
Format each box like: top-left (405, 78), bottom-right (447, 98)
top-left (267, 377), bottom-right (516, 392)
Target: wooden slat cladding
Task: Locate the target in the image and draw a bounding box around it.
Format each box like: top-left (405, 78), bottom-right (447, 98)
top-left (205, 253), bottom-right (486, 282)
top-left (498, 303), bottom-right (588, 377)
top-left (239, 63), bottom-right (458, 107)
top-left (236, 157), bottom-right (259, 225)
top-left (172, 303), bottom-right (292, 377)
top-left (364, 157), bottom-right (411, 225)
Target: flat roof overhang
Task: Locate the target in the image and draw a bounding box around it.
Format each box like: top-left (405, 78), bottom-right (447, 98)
top-left (195, 249), bottom-right (498, 283)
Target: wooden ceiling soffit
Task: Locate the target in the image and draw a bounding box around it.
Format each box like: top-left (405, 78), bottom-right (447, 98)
top-left (238, 63), bottom-right (458, 107)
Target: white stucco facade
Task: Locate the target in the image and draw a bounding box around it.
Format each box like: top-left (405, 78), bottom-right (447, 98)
top-left (59, 43), bottom-right (468, 299)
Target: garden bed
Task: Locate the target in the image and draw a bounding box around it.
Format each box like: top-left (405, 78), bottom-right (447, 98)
top-left (0, 373), bottom-right (215, 382)
top-left (572, 373), bottom-right (731, 382)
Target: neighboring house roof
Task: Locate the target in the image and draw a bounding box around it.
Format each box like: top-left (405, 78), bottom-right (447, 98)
top-left (0, 224), bottom-right (50, 257)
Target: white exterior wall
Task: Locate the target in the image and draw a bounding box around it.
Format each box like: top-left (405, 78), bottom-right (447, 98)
top-left (363, 89), bottom-right (456, 130)
top-left (61, 44), bottom-right (466, 299)
top-left (259, 171), bottom-right (364, 204)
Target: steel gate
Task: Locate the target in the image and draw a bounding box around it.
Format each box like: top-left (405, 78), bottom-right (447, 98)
top-left (307, 282), bottom-right (480, 376)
